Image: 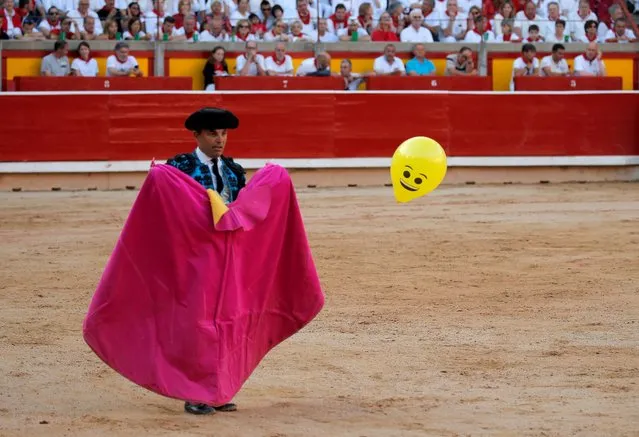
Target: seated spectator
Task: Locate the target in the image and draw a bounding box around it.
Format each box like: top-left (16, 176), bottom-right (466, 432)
top-left (464, 14), bottom-right (495, 41)
top-left (597, 4), bottom-right (623, 41)
top-left (203, 46), bottom-right (229, 91)
top-left (38, 7), bottom-right (61, 39)
top-left (70, 41), bottom-right (99, 77)
top-left (337, 59), bottom-right (364, 90)
top-left (290, 19), bottom-right (313, 41)
top-left (152, 16), bottom-right (179, 40)
top-left (544, 18), bottom-right (568, 42)
top-left (175, 15), bottom-right (199, 41)
top-left (568, 0), bottom-right (597, 42)
top-left (400, 8), bottom-right (434, 42)
top-left (513, 0), bottom-right (540, 39)
top-left (0, 15), bottom-right (10, 39)
top-left (262, 18), bottom-right (291, 41)
top-left (440, 0), bottom-right (467, 42)
top-left (67, 0), bottom-right (103, 34)
top-left (248, 13), bottom-right (266, 38)
top-left (15, 17), bottom-right (45, 39)
top-left (106, 42), bottom-right (143, 77)
top-left (80, 16), bottom-right (99, 40)
top-left (230, 18), bottom-right (257, 41)
top-left (524, 23), bottom-right (544, 42)
top-left (98, 0), bottom-right (124, 34)
top-left (578, 19), bottom-right (599, 42)
top-left (270, 4), bottom-right (285, 28)
top-left (406, 43), bottom-right (436, 76)
top-left (52, 18), bottom-right (81, 40)
top-left (258, 0), bottom-right (275, 30)
top-left (338, 16), bottom-right (370, 41)
top-left (313, 18), bottom-right (339, 42)
top-left (421, 0), bottom-right (442, 40)
top-left (495, 19), bottom-right (521, 41)
top-left (145, 0), bottom-right (166, 39)
top-left (357, 2), bottom-right (374, 35)
top-left (465, 5), bottom-right (481, 33)
top-left (230, 0), bottom-right (250, 27)
top-left (541, 1), bottom-right (566, 40)
top-left (603, 18), bottom-right (637, 43)
top-left (510, 43), bottom-right (539, 90)
top-left (97, 19), bottom-right (120, 40)
top-left (388, 2), bottom-right (405, 35)
top-left (17, 0), bottom-right (42, 28)
top-left (173, 0), bottom-right (195, 29)
top-left (123, 2), bottom-right (145, 32)
top-left (373, 43), bottom-right (406, 76)
top-left (327, 3), bottom-right (350, 34)
top-left (492, 0), bottom-right (516, 36)
top-left (199, 15), bottom-right (229, 41)
top-left (371, 11), bottom-right (398, 41)
top-left (306, 53), bottom-right (332, 77)
top-left (445, 46), bottom-right (476, 75)
top-left (265, 42), bottom-right (294, 76)
top-left (573, 42), bottom-right (606, 77)
top-left (0, 0), bottom-right (23, 39)
top-left (293, 0), bottom-right (317, 35)
top-left (40, 40), bottom-right (70, 76)
top-left (235, 41), bottom-right (266, 76)
top-left (124, 17), bottom-right (150, 39)
top-left (540, 43), bottom-right (569, 76)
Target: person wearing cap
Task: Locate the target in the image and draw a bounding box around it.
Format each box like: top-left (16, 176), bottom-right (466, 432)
top-left (167, 107), bottom-right (246, 207)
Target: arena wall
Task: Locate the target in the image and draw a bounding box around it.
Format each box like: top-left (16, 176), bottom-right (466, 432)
top-left (0, 90), bottom-right (637, 191)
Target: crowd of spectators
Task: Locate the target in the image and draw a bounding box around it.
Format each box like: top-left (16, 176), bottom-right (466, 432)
top-left (1, 0), bottom-right (637, 43)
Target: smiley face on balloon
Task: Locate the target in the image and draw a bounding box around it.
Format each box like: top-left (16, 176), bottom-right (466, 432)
top-left (390, 137), bottom-right (447, 203)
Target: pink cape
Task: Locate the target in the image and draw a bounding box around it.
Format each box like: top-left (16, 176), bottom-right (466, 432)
top-left (82, 163), bottom-right (324, 405)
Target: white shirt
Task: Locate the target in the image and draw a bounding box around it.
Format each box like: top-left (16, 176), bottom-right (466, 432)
top-left (106, 54), bottom-right (138, 76)
top-left (123, 30), bottom-right (147, 40)
top-left (540, 55), bottom-right (569, 76)
top-left (603, 29), bottom-right (636, 42)
top-left (195, 147), bottom-right (226, 197)
top-left (235, 53), bottom-right (266, 76)
top-left (295, 57), bottom-right (316, 76)
top-left (311, 31), bottom-right (339, 43)
top-left (373, 55), bottom-right (405, 75)
top-left (71, 57), bottom-right (99, 76)
top-left (198, 30), bottom-right (229, 41)
top-left (568, 11), bottom-right (597, 41)
top-left (265, 54), bottom-right (294, 75)
top-left (439, 14), bottom-right (467, 42)
top-left (174, 27), bottom-right (199, 41)
top-left (541, 16), bottom-right (568, 38)
top-left (463, 29), bottom-right (495, 42)
top-left (514, 11), bottom-right (540, 39)
top-left (400, 25), bottom-right (434, 42)
top-left (66, 9), bottom-right (102, 33)
top-left (229, 9), bottom-right (250, 26)
top-left (573, 54), bottom-right (605, 76)
top-left (494, 33), bottom-right (521, 42)
top-left (510, 56), bottom-right (540, 90)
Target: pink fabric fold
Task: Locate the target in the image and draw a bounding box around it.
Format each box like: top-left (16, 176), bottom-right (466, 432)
top-left (82, 163), bottom-right (324, 405)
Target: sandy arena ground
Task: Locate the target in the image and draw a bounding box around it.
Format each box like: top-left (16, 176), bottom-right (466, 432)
top-left (1, 182), bottom-right (638, 437)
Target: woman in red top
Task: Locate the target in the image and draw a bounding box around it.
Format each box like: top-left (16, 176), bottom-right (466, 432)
top-left (203, 46), bottom-right (229, 91)
top-left (371, 12), bottom-right (399, 41)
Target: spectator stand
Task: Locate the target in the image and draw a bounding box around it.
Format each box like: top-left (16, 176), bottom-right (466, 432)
top-left (1, 41), bottom-right (639, 91)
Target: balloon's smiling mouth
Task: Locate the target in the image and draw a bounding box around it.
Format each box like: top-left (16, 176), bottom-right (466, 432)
top-left (400, 179), bottom-right (418, 191)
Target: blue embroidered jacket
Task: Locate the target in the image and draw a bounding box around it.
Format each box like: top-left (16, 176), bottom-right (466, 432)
top-left (166, 151), bottom-right (246, 203)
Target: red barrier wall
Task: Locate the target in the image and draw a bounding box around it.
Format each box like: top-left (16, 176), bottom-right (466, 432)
top-left (0, 92), bottom-right (637, 162)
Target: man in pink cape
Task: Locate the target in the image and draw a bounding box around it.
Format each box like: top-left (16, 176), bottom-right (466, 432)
top-left (83, 108), bottom-right (325, 415)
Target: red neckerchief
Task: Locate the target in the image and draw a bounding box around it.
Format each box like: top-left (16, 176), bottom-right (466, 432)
top-left (115, 55), bottom-right (129, 64)
top-left (273, 54), bottom-right (286, 65)
top-left (298, 11), bottom-right (310, 24)
top-left (152, 8), bottom-right (163, 17)
top-left (330, 13), bottom-right (349, 29)
top-left (586, 32), bottom-right (597, 41)
top-left (236, 32), bottom-right (248, 40)
top-left (213, 63), bottom-right (224, 72)
top-left (503, 33), bottom-right (512, 41)
top-left (80, 55), bottom-right (93, 62)
top-left (472, 28), bottom-right (484, 36)
top-left (251, 23), bottom-right (266, 34)
top-left (185, 30), bottom-right (194, 39)
top-left (358, 15), bottom-right (366, 28)
top-left (526, 36), bottom-right (541, 42)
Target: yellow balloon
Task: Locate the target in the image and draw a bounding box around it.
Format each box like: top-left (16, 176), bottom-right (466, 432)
top-left (390, 137), bottom-right (447, 203)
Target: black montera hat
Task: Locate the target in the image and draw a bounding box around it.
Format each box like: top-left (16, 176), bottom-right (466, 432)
top-left (184, 107), bottom-right (240, 131)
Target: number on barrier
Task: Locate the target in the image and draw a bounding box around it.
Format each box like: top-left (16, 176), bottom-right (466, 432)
top-left (282, 80), bottom-right (288, 89)
top-left (104, 80), bottom-right (110, 89)
top-left (431, 80), bottom-right (438, 88)
top-left (570, 80), bottom-right (576, 88)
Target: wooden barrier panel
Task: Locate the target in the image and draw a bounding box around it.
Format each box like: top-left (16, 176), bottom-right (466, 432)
top-left (12, 76), bottom-right (193, 91)
top-left (0, 92), bottom-right (637, 162)
top-left (366, 76), bottom-right (492, 90)
top-left (514, 76), bottom-right (624, 91)
top-left (214, 76), bottom-right (345, 90)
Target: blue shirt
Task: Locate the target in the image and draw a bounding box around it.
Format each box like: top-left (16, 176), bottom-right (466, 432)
top-left (406, 58), bottom-right (436, 76)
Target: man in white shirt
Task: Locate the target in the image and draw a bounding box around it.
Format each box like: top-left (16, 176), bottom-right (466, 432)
top-left (514, 1), bottom-right (540, 39)
top-left (439, 0), bottom-right (466, 42)
top-left (603, 18), bottom-right (637, 43)
top-left (540, 43), bottom-right (569, 76)
top-left (568, 0), bottom-right (597, 42)
top-left (573, 42), bottom-right (606, 77)
top-left (311, 18), bottom-right (339, 42)
top-left (400, 8), bottom-right (434, 42)
top-left (541, 1), bottom-right (567, 39)
top-left (338, 16), bottom-right (370, 41)
top-left (511, 42), bottom-right (540, 90)
top-left (265, 42), bottom-right (294, 76)
top-left (106, 42), bottom-right (144, 77)
top-left (373, 43), bottom-right (406, 76)
top-left (463, 14), bottom-right (495, 42)
top-left (235, 41), bottom-right (266, 76)
top-left (66, 0), bottom-right (103, 33)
